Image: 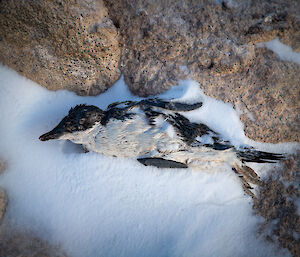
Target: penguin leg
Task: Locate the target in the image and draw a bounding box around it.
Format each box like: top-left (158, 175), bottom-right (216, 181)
top-left (233, 164), bottom-right (263, 186)
top-left (232, 164), bottom-right (265, 198)
top-left (137, 157), bottom-right (188, 169)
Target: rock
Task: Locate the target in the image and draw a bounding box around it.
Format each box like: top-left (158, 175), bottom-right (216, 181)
top-left (0, 162), bottom-right (66, 257)
top-left (242, 3), bottom-right (300, 51)
top-left (0, 188), bottom-right (6, 224)
top-left (0, 0), bottom-right (299, 143)
top-left (0, 226), bottom-right (68, 257)
top-left (0, 160), bottom-right (5, 174)
top-left (0, 0), bottom-right (121, 96)
top-left (104, 0), bottom-right (300, 143)
top-left (0, 161), bottom-right (7, 224)
top-left (253, 150), bottom-right (300, 257)
top-left (192, 47), bottom-right (300, 143)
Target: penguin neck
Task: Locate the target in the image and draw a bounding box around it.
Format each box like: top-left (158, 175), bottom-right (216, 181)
top-left (64, 122), bottom-right (100, 145)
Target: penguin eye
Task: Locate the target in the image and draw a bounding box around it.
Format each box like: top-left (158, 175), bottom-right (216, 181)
top-left (79, 118), bottom-right (85, 125)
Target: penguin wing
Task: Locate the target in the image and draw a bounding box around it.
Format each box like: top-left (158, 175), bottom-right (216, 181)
top-left (164, 112), bottom-right (233, 150)
top-left (139, 98), bottom-right (203, 112)
top-left (107, 98), bottom-right (203, 112)
top-left (137, 157), bottom-right (188, 168)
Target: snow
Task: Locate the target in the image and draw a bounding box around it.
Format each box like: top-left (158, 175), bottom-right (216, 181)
top-left (0, 65), bottom-right (293, 257)
top-left (214, 0), bottom-right (241, 9)
top-left (258, 38), bottom-right (300, 65)
top-left (158, 79), bottom-right (246, 146)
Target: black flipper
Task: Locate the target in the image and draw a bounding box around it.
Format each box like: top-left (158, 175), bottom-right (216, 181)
top-left (140, 98), bottom-right (202, 112)
top-left (107, 99), bottom-right (203, 112)
top-left (107, 100), bottom-right (137, 110)
top-left (137, 157), bottom-right (188, 169)
top-left (203, 143), bottom-right (233, 151)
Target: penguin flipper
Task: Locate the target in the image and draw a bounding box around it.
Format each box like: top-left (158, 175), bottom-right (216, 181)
top-left (137, 157), bottom-right (188, 169)
top-left (141, 98), bottom-right (202, 112)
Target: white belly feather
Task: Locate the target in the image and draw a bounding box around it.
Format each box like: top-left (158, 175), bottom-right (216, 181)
top-left (73, 113), bottom-right (238, 168)
top-left (66, 111), bottom-right (240, 168)
top-left (91, 115), bottom-right (185, 158)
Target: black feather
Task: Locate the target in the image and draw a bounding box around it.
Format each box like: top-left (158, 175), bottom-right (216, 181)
top-left (137, 157), bottom-right (188, 168)
top-left (165, 113), bottom-right (215, 145)
top-left (106, 98), bottom-right (203, 112)
top-left (140, 98), bottom-right (202, 111)
top-left (63, 104), bottom-right (104, 132)
top-left (236, 148), bottom-right (285, 163)
top-left (101, 108), bottom-right (134, 126)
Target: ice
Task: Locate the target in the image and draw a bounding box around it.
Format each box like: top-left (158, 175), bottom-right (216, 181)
top-left (0, 65), bottom-right (291, 257)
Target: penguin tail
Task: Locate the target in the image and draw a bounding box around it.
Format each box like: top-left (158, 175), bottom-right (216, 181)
top-left (236, 148), bottom-right (285, 163)
top-left (233, 148), bottom-right (285, 197)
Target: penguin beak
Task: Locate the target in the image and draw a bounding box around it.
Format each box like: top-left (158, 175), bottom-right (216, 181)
top-left (39, 127), bottom-right (64, 141)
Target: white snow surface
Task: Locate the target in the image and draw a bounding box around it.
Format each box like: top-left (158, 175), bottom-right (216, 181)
top-left (259, 38), bottom-right (300, 65)
top-left (0, 65), bottom-right (294, 257)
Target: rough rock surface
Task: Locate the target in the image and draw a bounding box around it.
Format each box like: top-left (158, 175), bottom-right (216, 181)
top-left (0, 160), bottom-right (5, 174)
top-left (194, 47), bottom-right (300, 143)
top-left (0, 161), bottom-right (7, 224)
top-left (0, 0), bottom-right (299, 142)
top-left (104, 0), bottom-right (300, 143)
top-left (0, 226), bottom-right (68, 257)
top-left (253, 151), bottom-right (300, 257)
top-left (0, 0), bottom-right (120, 95)
top-left (0, 189), bottom-right (6, 225)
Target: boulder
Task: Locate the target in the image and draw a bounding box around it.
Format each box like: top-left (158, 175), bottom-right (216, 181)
top-left (1, 0), bottom-right (299, 143)
top-left (0, 226), bottom-right (68, 257)
top-left (104, 0), bottom-right (300, 143)
top-left (253, 151), bottom-right (300, 257)
top-left (0, 161), bottom-right (7, 224)
top-left (0, 188), bottom-right (6, 225)
top-left (192, 47), bottom-right (300, 143)
top-left (0, 0), bottom-right (121, 96)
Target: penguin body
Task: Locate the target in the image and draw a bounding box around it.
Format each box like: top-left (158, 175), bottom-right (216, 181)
top-left (40, 98), bottom-right (284, 196)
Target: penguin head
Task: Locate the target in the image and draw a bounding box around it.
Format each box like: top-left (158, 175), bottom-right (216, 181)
top-left (39, 104), bottom-right (104, 141)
